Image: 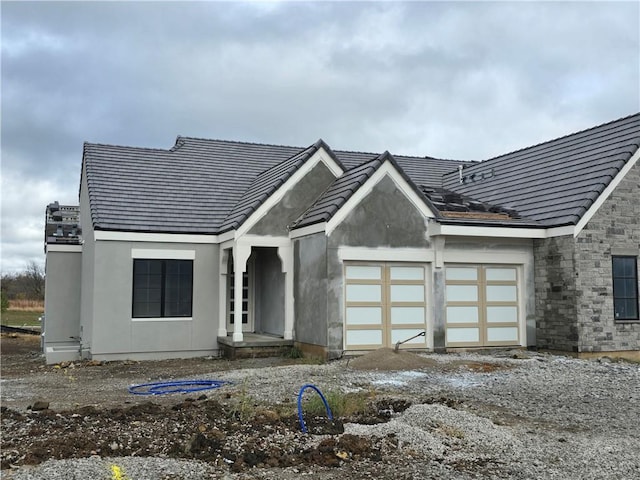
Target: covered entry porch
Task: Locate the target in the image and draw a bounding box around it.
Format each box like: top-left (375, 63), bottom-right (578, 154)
top-left (217, 238), bottom-right (294, 358)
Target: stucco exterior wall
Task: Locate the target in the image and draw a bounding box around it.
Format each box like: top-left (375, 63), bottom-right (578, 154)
top-left (79, 168), bottom-right (95, 357)
top-left (44, 249), bottom-right (82, 360)
top-left (574, 160), bottom-right (640, 352)
top-left (249, 162), bottom-right (336, 236)
top-left (254, 247), bottom-right (284, 336)
top-left (88, 241), bottom-right (220, 361)
top-left (293, 233), bottom-right (328, 347)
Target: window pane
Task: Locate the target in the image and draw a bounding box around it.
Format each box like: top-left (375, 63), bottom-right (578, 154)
top-left (446, 285), bottom-right (478, 302)
top-left (391, 329), bottom-right (426, 344)
top-left (390, 307), bottom-right (425, 325)
top-left (346, 329), bottom-right (382, 346)
top-left (346, 284), bottom-right (381, 302)
top-left (486, 285), bottom-right (517, 302)
top-left (390, 266), bottom-right (424, 280)
top-left (447, 327), bottom-right (479, 343)
top-left (446, 267), bottom-right (477, 281)
top-left (486, 306), bottom-right (518, 323)
top-left (345, 266), bottom-right (381, 280)
top-left (487, 327), bottom-right (519, 342)
top-left (446, 306), bottom-right (479, 324)
top-left (390, 285), bottom-right (424, 302)
top-left (486, 268), bottom-right (516, 281)
top-left (346, 307), bottom-right (382, 325)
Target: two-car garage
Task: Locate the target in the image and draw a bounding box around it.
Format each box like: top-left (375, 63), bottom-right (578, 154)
top-left (343, 262), bottom-right (521, 351)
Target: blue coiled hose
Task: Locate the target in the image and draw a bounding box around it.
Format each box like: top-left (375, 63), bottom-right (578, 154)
top-left (128, 379), bottom-right (228, 395)
top-left (297, 383), bottom-right (333, 433)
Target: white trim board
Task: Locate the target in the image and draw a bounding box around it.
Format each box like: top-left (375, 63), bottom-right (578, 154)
top-left (236, 148), bottom-right (344, 237)
top-left (289, 223), bottom-right (326, 239)
top-left (338, 246), bottom-right (435, 263)
top-left (131, 248), bottom-right (195, 259)
top-left (46, 244), bottom-right (82, 253)
top-left (95, 230), bottom-right (219, 244)
top-left (429, 222), bottom-right (574, 239)
top-left (326, 162), bottom-right (436, 236)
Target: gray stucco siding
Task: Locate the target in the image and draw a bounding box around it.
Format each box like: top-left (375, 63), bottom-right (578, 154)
top-left (249, 162), bottom-right (336, 236)
top-left (254, 247), bottom-right (285, 336)
top-left (328, 175), bottom-right (430, 249)
top-left (88, 240), bottom-right (219, 359)
top-left (44, 250), bottom-right (82, 345)
top-left (293, 233), bottom-right (328, 347)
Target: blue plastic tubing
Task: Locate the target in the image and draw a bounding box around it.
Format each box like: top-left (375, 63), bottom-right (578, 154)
top-left (297, 383), bottom-right (334, 433)
top-left (128, 379), bottom-right (228, 396)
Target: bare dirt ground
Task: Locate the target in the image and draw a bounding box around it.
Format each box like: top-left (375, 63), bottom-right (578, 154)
top-left (1, 333), bottom-right (639, 479)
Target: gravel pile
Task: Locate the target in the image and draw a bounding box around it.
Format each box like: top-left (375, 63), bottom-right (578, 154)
top-left (2, 347), bottom-right (639, 479)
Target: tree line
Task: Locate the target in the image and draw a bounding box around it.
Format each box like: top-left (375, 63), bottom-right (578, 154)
top-left (1, 261), bottom-right (45, 306)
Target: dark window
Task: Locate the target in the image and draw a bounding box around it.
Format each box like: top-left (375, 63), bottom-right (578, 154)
top-left (133, 259), bottom-right (193, 318)
top-left (612, 256), bottom-right (639, 321)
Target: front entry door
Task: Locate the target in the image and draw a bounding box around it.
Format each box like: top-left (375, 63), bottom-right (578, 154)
top-left (227, 257), bottom-right (254, 333)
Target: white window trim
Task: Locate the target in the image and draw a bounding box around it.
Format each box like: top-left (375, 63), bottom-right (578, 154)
top-left (131, 249), bottom-right (195, 259)
top-left (132, 317), bottom-right (193, 322)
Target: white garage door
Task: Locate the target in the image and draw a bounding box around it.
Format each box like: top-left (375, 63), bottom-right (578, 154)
top-left (445, 265), bottom-right (520, 347)
top-left (344, 263), bottom-right (427, 350)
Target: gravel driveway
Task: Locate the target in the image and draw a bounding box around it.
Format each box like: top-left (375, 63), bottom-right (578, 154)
top-left (1, 334), bottom-right (639, 479)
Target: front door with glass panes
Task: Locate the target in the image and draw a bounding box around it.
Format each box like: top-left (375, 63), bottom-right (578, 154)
top-left (227, 255), bottom-right (254, 333)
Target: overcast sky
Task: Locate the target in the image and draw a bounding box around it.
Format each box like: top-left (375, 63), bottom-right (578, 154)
top-left (1, 1), bottom-right (639, 274)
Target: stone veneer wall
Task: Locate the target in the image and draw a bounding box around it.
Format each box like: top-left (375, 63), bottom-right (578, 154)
top-left (573, 160), bottom-right (640, 352)
top-left (534, 235), bottom-right (579, 351)
top-left (534, 160), bottom-right (640, 353)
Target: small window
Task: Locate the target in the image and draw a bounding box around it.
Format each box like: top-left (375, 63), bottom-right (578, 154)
top-left (612, 256), bottom-right (639, 321)
top-left (133, 259), bottom-right (193, 318)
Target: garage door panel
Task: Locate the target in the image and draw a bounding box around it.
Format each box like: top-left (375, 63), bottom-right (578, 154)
top-left (390, 284), bottom-right (425, 302)
top-left (486, 306), bottom-right (518, 323)
top-left (486, 268), bottom-right (517, 281)
top-left (390, 266), bottom-right (424, 280)
top-left (390, 306), bottom-right (425, 325)
top-left (446, 267), bottom-right (478, 281)
top-left (447, 327), bottom-right (480, 343)
top-left (346, 307), bottom-right (382, 325)
top-left (346, 265), bottom-right (382, 280)
top-left (486, 285), bottom-right (517, 302)
top-left (445, 265), bottom-right (520, 347)
top-left (487, 327), bottom-right (519, 342)
top-left (446, 306), bottom-right (479, 324)
top-left (446, 285), bottom-right (478, 302)
top-left (346, 284), bottom-right (382, 302)
top-left (346, 329), bottom-right (383, 346)
top-left (391, 328), bottom-right (426, 344)
top-left (345, 262), bottom-right (427, 350)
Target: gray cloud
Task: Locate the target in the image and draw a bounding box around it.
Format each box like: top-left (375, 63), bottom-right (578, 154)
top-left (1, 1), bottom-right (638, 273)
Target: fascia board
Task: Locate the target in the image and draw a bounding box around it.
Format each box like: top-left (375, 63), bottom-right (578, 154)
top-left (289, 223), bottom-right (326, 239)
top-left (338, 246), bottom-right (435, 263)
top-left (236, 234), bottom-right (291, 247)
top-left (94, 230), bottom-right (219, 244)
top-left (236, 148), bottom-right (344, 238)
top-left (46, 244), bottom-right (83, 253)
top-left (326, 162), bottom-right (436, 236)
top-left (429, 221), bottom-right (575, 239)
top-left (574, 147), bottom-right (639, 237)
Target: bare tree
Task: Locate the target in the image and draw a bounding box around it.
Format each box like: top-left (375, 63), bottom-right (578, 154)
top-left (25, 260), bottom-right (45, 300)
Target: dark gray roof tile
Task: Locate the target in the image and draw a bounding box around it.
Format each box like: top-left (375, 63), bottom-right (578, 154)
top-left (442, 113), bottom-right (640, 227)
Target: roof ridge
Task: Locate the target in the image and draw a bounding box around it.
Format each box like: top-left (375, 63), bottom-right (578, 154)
top-left (176, 136), bottom-right (305, 151)
top-left (84, 141), bottom-right (170, 153)
top-left (476, 112), bottom-right (640, 166)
